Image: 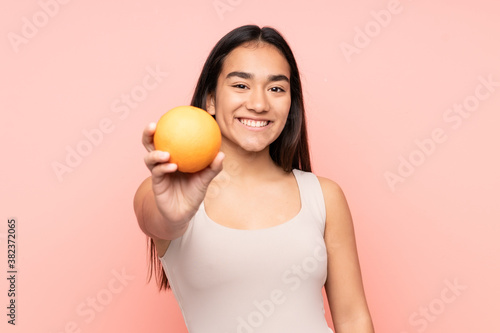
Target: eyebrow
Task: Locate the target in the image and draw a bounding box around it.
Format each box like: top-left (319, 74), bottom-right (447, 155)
top-left (226, 71), bottom-right (290, 83)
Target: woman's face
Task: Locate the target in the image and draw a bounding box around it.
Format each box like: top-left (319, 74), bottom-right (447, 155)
top-left (207, 42), bottom-right (291, 154)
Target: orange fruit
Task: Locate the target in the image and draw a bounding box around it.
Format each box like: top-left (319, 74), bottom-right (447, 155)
top-left (154, 106), bottom-right (221, 173)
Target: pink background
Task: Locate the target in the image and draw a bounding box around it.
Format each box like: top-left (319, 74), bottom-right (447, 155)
top-left (1, 0), bottom-right (499, 332)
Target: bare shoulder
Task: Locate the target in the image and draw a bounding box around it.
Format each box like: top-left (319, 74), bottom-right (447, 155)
top-left (316, 176), bottom-right (353, 230)
top-left (317, 176), bottom-right (348, 206)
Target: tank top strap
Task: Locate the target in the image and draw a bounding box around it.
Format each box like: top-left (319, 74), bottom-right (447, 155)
top-left (292, 169), bottom-right (327, 233)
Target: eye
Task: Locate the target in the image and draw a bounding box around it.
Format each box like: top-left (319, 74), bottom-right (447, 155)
top-left (270, 87), bottom-right (286, 93)
top-left (232, 84), bottom-right (248, 89)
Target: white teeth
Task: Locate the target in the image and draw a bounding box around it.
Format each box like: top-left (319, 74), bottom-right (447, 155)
top-left (239, 118), bottom-right (269, 128)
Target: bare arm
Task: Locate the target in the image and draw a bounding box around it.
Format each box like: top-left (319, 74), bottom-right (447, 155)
top-left (319, 177), bottom-right (375, 333)
top-left (134, 176), bottom-right (189, 240)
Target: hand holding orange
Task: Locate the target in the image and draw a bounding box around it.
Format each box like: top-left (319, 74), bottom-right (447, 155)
top-left (154, 106), bottom-right (221, 173)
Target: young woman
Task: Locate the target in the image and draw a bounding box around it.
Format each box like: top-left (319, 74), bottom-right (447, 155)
top-left (134, 25), bottom-right (375, 333)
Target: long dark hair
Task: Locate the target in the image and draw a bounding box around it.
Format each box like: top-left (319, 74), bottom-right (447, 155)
top-left (149, 25), bottom-right (312, 291)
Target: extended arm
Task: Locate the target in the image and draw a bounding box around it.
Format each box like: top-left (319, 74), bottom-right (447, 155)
top-left (134, 122), bottom-right (224, 242)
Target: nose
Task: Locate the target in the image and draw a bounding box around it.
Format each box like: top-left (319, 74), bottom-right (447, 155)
top-left (246, 88), bottom-right (269, 113)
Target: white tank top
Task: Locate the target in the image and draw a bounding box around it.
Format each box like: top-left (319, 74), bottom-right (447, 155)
top-left (160, 169), bottom-right (333, 333)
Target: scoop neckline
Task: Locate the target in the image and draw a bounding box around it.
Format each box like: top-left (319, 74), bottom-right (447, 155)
top-left (200, 169), bottom-right (304, 232)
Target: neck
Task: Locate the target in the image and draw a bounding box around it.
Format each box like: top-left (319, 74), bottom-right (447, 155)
top-left (219, 141), bottom-right (284, 183)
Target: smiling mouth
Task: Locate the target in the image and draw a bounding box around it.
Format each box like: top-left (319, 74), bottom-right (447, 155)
top-left (237, 118), bottom-right (271, 128)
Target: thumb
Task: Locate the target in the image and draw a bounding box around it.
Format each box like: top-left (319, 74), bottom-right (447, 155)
top-left (199, 151), bottom-right (225, 183)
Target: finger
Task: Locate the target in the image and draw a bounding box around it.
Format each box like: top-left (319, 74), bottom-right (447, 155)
top-left (142, 122), bottom-right (157, 152)
top-left (151, 162), bottom-right (178, 181)
top-left (210, 151), bottom-right (225, 172)
top-left (144, 150), bottom-right (171, 171)
top-left (200, 151), bottom-right (225, 182)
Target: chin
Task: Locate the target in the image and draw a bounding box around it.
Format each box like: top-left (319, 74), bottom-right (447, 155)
top-left (237, 142), bottom-right (269, 154)
top-left (240, 146), bottom-right (265, 153)
top-left (222, 136), bottom-right (274, 154)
